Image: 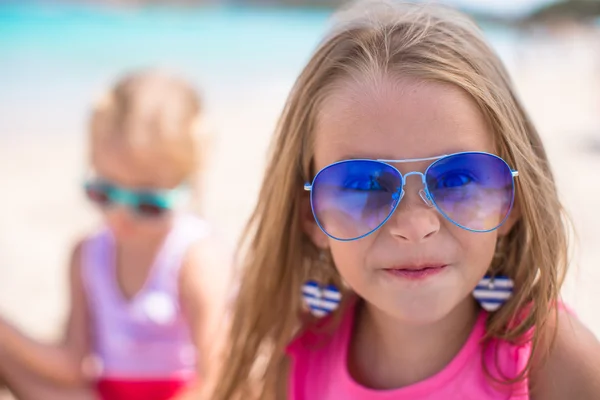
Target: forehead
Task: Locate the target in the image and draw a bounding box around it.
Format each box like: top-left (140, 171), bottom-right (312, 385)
top-left (91, 139), bottom-right (184, 189)
top-left (313, 75), bottom-right (494, 169)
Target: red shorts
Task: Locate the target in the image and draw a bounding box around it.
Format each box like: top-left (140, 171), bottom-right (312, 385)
top-left (96, 378), bottom-right (195, 400)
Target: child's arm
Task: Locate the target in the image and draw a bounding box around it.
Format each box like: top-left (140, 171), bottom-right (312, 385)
top-left (0, 241), bottom-right (92, 387)
top-left (530, 310), bottom-right (600, 399)
top-left (174, 236), bottom-right (232, 400)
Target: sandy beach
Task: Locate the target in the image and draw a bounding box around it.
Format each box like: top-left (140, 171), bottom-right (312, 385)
top-left (0, 18), bottom-right (599, 382)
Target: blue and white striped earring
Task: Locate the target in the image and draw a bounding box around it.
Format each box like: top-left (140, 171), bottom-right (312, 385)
top-left (473, 275), bottom-right (514, 312)
top-left (302, 250), bottom-right (342, 318)
top-left (302, 280), bottom-right (342, 318)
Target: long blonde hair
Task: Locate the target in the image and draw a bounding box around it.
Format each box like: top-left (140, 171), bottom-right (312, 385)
top-left (214, 2), bottom-right (569, 398)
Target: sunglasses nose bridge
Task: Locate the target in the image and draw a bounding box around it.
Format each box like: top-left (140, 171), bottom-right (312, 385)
top-left (398, 171), bottom-right (432, 207)
top-left (401, 170), bottom-right (426, 182)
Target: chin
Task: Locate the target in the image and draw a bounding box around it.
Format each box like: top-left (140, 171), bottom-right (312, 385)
top-left (396, 305), bottom-right (454, 326)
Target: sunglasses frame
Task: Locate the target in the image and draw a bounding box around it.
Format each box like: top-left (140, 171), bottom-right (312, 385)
top-left (84, 178), bottom-right (187, 219)
top-left (304, 151), bottom-right (519, 241)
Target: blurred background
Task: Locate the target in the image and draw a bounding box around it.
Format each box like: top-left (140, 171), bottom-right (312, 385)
top-left (0, 0), bottom-right (599, 349)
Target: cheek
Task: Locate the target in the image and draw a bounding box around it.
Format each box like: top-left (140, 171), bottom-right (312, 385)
top-left (328, 238), bottom-right (374, 287)
top-left (452, 227), bottom-right (498, 278)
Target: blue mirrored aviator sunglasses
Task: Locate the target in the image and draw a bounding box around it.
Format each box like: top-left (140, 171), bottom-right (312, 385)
top-left (84, 178), bottom-right (186, 219)
top-left (304, 151), bottom-right (519, 241)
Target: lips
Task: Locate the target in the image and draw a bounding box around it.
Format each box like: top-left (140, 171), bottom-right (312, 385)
top-left (386, 264), bottom-right (447, 271)
top-left (383, 264), bottom-right (448, 280)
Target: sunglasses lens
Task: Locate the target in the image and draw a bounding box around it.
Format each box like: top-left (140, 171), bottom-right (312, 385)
top-left (425, 153), bottom-right (515, 231)
top-left (311, 160), bottom-right (402, 240)
top-left (134, 192), bottom-right (173, 218)
top-left (135, 202), bottom-right (169, 218)
top-left (85, 183), bottom-right (112, 208)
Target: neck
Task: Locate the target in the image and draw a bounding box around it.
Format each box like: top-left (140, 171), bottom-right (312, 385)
top-left (349, 297), bottom-right (479, 390)
top-left (113, 224), bottom-right (172, 271)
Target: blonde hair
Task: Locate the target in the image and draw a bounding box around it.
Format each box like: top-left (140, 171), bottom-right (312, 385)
top-left (90, 69), bottom-right (205, 184)
top-left (214, 1), bottom-right (569, 398)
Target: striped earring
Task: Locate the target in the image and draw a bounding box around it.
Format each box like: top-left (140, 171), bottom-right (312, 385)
top-left (302, 280), bottom-right (342, 318)
top-left (473, 275), bottom-right (514, 312)
top-left (302, 250), bottom-right (341, 318)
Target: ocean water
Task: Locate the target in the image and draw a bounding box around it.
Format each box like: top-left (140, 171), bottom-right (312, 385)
top-left (0, 3), bottom-right (329, 76)
top-left (0, 2), bottom-right (520, 139)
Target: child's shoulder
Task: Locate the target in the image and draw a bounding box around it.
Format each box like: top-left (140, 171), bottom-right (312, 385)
top-left (176, 222), bottom-right (232, 351)
top-left (178, 214), bottom-right (230, 268)
top-left (70, 231), bottom-right (105, 267)
top-left (181, 232), bottom-right (229, 271)
top-left (72, 227), bottom-right (112, 257)
top-left (177, 220), bottom-right (233, 304)
top-left (528, 309), bottom-right (600, 399)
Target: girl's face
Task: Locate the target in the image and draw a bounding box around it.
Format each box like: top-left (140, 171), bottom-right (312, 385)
top-left (304, 75), bottom-right (517, 325)
top-left (89, 142), bottom-right (186, 245)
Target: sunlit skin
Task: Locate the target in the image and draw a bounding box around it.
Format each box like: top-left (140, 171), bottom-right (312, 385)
top-left (304, 75), bottom-right (517, 388)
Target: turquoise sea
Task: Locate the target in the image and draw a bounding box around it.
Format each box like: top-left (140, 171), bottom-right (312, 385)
top-left (0, 2), bottom-right (521, 139)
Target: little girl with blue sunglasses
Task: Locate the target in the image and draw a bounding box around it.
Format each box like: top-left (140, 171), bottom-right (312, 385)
top-left (0, 70), bottom-right (230, 400)
top-left (212, 1), bottom-right (600, 399)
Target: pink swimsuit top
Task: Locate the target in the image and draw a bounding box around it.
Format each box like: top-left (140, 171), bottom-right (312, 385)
top-left (81, 214), bottom-right (210, 380)
top-left (287, 300), bottom-right (536, 400)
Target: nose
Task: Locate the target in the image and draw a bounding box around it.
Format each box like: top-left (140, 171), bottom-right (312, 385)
top-left (387, 178), bottom-right (440, 242)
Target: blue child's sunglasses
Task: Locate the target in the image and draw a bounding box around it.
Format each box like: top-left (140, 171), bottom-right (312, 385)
top-left (304, 151), bottom-right (518, 241)
top-left (84, 178), bottom-right (186, 219)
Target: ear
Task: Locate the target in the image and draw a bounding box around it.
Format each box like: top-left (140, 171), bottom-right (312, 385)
top-left (300, 193), bottom-right (329, 250)
top-left (497, 199), bottom-right (521, 236)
